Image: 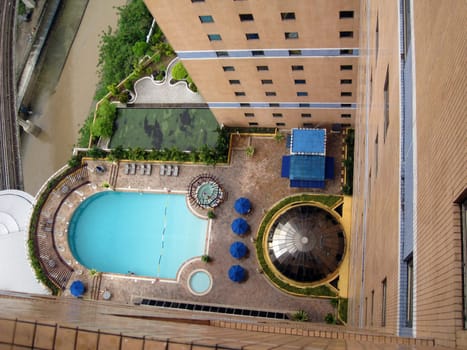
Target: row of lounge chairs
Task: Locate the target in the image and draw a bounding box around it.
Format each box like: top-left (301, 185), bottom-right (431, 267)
top-left (160, 165), bottom-right (179, 176)
top-left (124, 163), bottom-right (152, 175)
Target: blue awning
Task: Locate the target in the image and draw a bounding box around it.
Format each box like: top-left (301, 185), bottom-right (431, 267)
top-left (289, 155), bottom-right (326, 181)
top-left (290, 128), bottom-right (326, 155)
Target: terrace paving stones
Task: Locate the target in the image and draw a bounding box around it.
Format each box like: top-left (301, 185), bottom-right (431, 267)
top-left (47, 131), bottom-right (345, 323)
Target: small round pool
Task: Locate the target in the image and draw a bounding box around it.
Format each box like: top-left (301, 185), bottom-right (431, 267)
top-left (187, 269), bottom-right (212, 296)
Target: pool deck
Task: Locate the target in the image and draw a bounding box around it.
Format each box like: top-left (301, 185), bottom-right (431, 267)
top-left (45, 132), bottom-right (348, 323)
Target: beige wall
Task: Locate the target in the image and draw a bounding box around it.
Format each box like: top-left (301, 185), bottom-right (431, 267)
top-left (145, 0), bottom-right (360, 128)
top-left (349, 0), bottom-right (466, 348)
top-left (146, 0), bottom-right (359, 51)
top-left (348, 0), bottom-right (401, 333)
top-left (412, 1), bottom-right (466, 347)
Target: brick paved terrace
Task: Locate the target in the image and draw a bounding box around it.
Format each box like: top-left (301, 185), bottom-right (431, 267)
top-left (40, 131), bottom-right (347, 323)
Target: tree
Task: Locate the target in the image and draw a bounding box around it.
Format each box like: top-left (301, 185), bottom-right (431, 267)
top-left (171, 62), bottom-right (188, 80)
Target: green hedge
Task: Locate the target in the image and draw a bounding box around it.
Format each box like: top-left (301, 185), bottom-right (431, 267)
top-left (255, 194), bottom-right (342, 297)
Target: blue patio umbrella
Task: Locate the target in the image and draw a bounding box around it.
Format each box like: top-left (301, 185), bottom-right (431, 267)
top-left (230, 241), bottom-right (248, 259)
top-left (231, 218), bottom-right (249, 235)
top-left (70, 280), bottom-right (85, 297)
top-left (234, 197), bottom-right (251, 215)
top-left (228, 265), bottom-right (246, 282)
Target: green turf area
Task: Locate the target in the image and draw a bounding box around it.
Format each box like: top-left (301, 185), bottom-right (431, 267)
top-left (109, 108), bottom-right (219, 151)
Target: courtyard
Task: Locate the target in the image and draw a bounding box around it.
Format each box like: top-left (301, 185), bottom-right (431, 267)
top-left (36, 131), bottom-right (350, 323)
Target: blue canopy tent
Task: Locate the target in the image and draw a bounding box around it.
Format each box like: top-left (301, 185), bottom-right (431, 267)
top-left (70, 280), bottom-right (85, 297)
top-left (228, 265), bottom-right (246, 282)
top-left (281, 128), bottom-right (332, 188)
top-left (234, 197), bottom-right (251, 215)
top-left (231, 218), bottom-right (249, 235)
top-left (230, 241), bottom-right (248, 259)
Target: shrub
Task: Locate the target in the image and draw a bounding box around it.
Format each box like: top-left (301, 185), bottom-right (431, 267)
top-left (201, 255), bottom-right (210, 263)
top-left (274, 131), bottom-right (285, 143)
top-left (246, 146), bottom-right (255, 158)
top-left (171, 61), bottom-right (189, 80)
top-left (207, 210), bottom-right (216, 219)
top-left (290, 310), bottom-right (309, 322)
top-left (325, 313), bottom-right (336, 324)
top-left (92, 99), bottom-right (117, 138)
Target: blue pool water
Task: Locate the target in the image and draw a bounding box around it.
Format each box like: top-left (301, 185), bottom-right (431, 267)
top-left (189, 270), bottom-right (212, 295)
top-left (68, 192), bottom-right (208, 278)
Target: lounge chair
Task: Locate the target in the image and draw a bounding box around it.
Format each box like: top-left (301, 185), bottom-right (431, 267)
top-left (139, 164), bottom-right (145, 175)
top-left (160, 165), bottom-right (165, 175)
top-left (124, 164), bottom-right (130, 175)
top-left (172, 165), bottom-right (179, 176)
top-left (166, 165), bottom-right (173, 176)
top-left (130, 163), bottom-right (136, 175)
top-left (145, 164), bottom-right (152, 175)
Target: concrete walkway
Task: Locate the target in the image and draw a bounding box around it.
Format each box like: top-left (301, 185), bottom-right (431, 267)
top-left (130, 58), bottom-right (206, 105)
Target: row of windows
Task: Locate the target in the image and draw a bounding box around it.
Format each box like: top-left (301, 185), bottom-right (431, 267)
top-left (195, 9), bottom-right (355, 21)
top-left (229, 79), bottom-right (308, 85)
top-left (234, 91), bottom-right (353, 97)
top-left (223, 64), bottom-right (353, 72)
top-left (244, 112), bottom-right (351, 118)
top-left (207, 31), bottom-right (353, 41)
top-left (215, 49), bottom-right (354, 57)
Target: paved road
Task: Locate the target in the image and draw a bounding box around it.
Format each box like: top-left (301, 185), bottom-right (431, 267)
top-left (0, 0), bottom-right (23, 190)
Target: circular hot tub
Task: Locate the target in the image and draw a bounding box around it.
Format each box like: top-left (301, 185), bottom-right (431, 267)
top-left (187, 269), bottom-right (212, 296)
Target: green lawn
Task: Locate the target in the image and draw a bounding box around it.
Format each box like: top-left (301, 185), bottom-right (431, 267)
top-left (109, 108), bottom-right (219, 151)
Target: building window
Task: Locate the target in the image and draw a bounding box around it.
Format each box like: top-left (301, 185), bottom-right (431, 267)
top-left (341, 113), bottom-right (351, 118)
top-left (376, 16), bottom-right (380, 62)
top-left (265, 91), bottom-right (276, 96)
top-left (461, 198), bottom-right (467, 329)
top-left (246, 33), bottom-right (260, 40)
top-left (223, 66), bottom-right (235, 72)
top-left (341, 79), bottom-right (352, 84)
top-left (371, 290), bottom-right (375, 326)
top-left (382, 278), bottom-right (387, 327)
top-left (239, 13), bottom-right (254, 21)
top-left (292, 65), bottom-right (304, 71)
top-left (341, 103), bottom-right (351, 108)
top-left (248, 122), bottom-right (258, 126)
top-left (301, 113), bottom-right (312, 118)
top-left (297, 92), bottom-right (308, 97)
top-left (294, 79), bottom-right (306, 84)
top-left (384, 66), bottom-right (389, 142)
top-left (339, 10), bottom-right (354, 18)
top-left (199, 15), bottom-right (214, 23)
top-left (235, 91), bottom-right (246, 96)
top-left (256, 65), bottom-right (269, 71)
top-left (276, 122), bottom-right (285, 126)
top-left (281, 12), bottom-right (296, 20)
top-left (244, 112), bottom-right (255, 117)
top-left (406, 255), bottom-right (414, 328)
top-left (289, 49), bottom-right (302, 56)
top-left (216, 51), bottom-right (229, 57)
top-left (269, 103), bottom-right (280, 107)
top-left (191, 0), bottom-right (205, 2)
top-left (375, 133), bottom-right (379, 176)
top-left (299, 103), bottom-right (310, 108)
top-left (285, 32), bottom-right (299, 39)
top-left (340, 49), bottom-right (353, 55)
top-left (341, 91), bottom-right (352, 96)
top-left (208, 34), bottom-right (222, 41)
top-left (340, 31), bottom-right (354, 38)
top-left (252, 50), bottom-right (265, 56)
top-left (272, 113), bottom-right (283, 118)
top-left (229, 79), bottom-right (240, 84)
top-left (261, 79), bottom-right (273, 84)
top-left (240, 103), bottom-right (250, 107)
top-left (340, 64), bottom-right (353, 70)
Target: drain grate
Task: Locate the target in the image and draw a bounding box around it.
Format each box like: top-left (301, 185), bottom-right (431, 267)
top-left (138, 299), bottom-right (289, 320)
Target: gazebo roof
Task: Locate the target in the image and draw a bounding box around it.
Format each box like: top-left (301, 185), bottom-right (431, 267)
top-left (289, 155), bottom-right (326, 181)
top-left (290, 128), bottom-right (326, 156)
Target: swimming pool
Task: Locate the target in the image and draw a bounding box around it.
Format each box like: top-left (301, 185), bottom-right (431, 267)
top-left (68, 192), bottom-right (208, 278)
